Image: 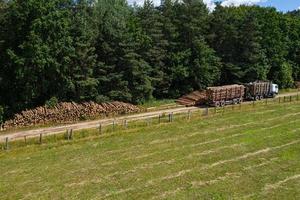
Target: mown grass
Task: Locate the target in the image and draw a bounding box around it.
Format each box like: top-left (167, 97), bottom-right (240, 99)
top-left (140, 99), bottom-right (176, 108)
top-left (279, 88), bottom-right (299, 94)
top-left (1, 100), bottom-right (300, 200)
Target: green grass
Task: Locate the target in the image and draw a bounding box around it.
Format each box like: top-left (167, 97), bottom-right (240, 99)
top-left (1, 100), bottom-right (300, 199)
top-left (279, 88), bottom-right (299, 94)
top-left (140, 99), bottom-right (176, 108)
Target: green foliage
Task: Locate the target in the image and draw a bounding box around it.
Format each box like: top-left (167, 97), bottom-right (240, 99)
top-left (95, 95), bottom-right (110, 104)
top-left (275, 62), bottom-right (294, 88)
top-left (0, 0), bottom-right (300, 116)
top-left (0, 105), bottom-right (3, 124)
top-left (209, 5), bottom-right (270, 84)
top-left (45, 97), bottom-right (59, 109)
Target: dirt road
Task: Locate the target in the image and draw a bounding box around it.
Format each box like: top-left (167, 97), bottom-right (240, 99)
top-left (0, 91), bottom-right (299, 142)
top-left (0, 106), bottom-right (200, 141)
top-left (277, 92), bottom-right (300, 98)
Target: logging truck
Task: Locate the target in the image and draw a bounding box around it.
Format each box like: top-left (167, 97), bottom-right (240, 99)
top-left (244, 81), bottom-right (279, 100)
top-left (205, 81), bottom-right (278, 107)
top-left (177, 81), bottom-right (279, 107)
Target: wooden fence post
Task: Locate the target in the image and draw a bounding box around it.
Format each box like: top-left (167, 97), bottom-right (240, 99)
top-left (290, 96), bottom-right (292, 102)
top-left (203, 107), bottom-right (209, 116)
top-left (65, 129), bottom-right (69, 140)
top-left (112, 121), bottom-right (115, 132)
top-left (69, 129), bottom-right (73, 140)
top-left (188, 110), bottom-right (191, 120)
top-left (64, 130), bottom-right (67, 140)
top-left (24, 136), bottom-right (27, 145)
top-left (252, 100), bottom-right (255, 107)
top-left (39, 134), bottom-right (42, 144)
top-left (158, 114), bottom-right (161, 124)
top-left (5, 137), bottom-right (9, 150)
top-left (99, 123), bottom-right (102, 134)
top-left (124, 120), bottom-right (128, 129)
top-left (265, 98), bottom-right (268, 106)
top-left (168, 113), bottom-right (172, 123)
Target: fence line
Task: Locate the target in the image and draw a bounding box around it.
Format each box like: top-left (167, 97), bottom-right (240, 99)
top-left (1, 94), bottom-right (299, 151)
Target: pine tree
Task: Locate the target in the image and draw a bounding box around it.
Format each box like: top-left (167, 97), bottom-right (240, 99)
top-left (95, 0), bottom-right (153, 103)
top-left (0, 0), bottom-right (75, 112)
top-left (238, 8), bottom-right (269, 82)
top-left (169, 0), bottom-right (220, 96)
top-left (209, 6), bottom-right (268, 84)
top-left (69, 0), bottom-right (99, 101)
top-left (208, 4), bottom-right (243, 84)
top-left (158, 0), bottom-right (178, 97)
top-left (94, 0), bottom-right (132, 101)
top-left (255, 7), bottom-right (290, 86)
top-left (136, 0), bottom-right (168, 98)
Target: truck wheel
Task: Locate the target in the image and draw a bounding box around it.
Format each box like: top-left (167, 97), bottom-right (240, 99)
top-left (215, 102), bottom-right (220, 107)
top-left (221, 101), bottom-right (225, 107)
top-left (259, 95), bottom-right (263, 100)
top-left (237, 98), bottom-right (242, 104)
top-left (255, 96), bottom-right (260, 101)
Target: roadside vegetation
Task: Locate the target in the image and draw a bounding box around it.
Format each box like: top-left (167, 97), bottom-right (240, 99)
top-left (140, 99), bottom-right (176, 109)
top-left (279, 88), bottom-right (300, 94)
top-left (1, 101), bottom-right (300, 199)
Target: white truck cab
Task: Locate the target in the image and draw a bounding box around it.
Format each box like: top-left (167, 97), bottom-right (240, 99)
top-left (271, 84), bottom-right (279, 95)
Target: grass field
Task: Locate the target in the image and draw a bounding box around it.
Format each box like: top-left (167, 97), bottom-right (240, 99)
top-left (1, 101), bottom-right (300, 199)
top-left (140, 99), bottom-right (176, 108)
top-left (279, 88), bottom-right (299, 94)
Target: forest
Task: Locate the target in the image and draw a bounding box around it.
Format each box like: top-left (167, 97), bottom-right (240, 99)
top-left (0, 0), bottom-right (300, 120)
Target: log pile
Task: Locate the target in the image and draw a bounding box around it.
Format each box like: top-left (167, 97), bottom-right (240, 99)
top-left (4, 101), bottom-right (141, 129)
top-left (296, 81), bottom-right (300, 89)
top-left (244, 81), bottom-right (271, 98)
top-left (176, 90), bottom-right (207, 106)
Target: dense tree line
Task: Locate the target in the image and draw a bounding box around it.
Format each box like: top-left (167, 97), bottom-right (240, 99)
top-left (0, 0), bottom-right (300, 119)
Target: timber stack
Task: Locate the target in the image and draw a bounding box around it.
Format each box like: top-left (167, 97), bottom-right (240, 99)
top-left (176, 90), bottom-right (207, 106)
top-left (4, 101), bottom-right (141, 129)
top-left (206, 85), bottom-right (245, 107)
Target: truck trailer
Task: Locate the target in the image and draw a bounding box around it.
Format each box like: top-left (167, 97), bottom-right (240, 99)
top-left (207, 85), bottom-right (245, 107)
top-left (244, 81), bottom-right (278, 100)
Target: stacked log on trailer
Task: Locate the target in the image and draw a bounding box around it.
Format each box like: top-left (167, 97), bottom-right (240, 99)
top-left (207, 85), bottom-right (245, 107)
top-left (176, 90), bottom-right (207, 106)
top-left (4, 101), bottom-right (141, 129)
top-left (244, 81), bottom-right (275, 100)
